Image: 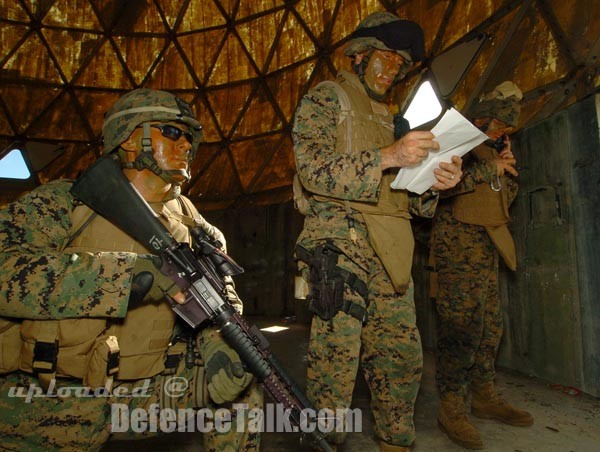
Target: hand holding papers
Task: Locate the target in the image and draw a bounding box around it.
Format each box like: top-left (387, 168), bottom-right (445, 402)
top-left (391, 108), bottom-right (488, 194)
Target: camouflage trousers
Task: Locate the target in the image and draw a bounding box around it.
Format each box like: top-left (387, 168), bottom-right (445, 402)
top-left (432, 217), bottom-right (503, 398)
top-left (0, 365), bottom-right (262, 451)
top-left (305, 249), bottom-right (423, 447)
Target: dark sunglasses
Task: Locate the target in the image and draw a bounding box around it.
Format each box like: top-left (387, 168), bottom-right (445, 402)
top-left (150, 124), bottom-right (193, 144)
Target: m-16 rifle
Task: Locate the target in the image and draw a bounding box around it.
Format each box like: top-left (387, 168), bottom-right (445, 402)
top-left (70, 156), bottom-right (332, 452)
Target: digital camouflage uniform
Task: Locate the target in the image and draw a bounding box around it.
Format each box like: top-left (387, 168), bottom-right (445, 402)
top-left (0, 87), bottom-right (262, 451)
top-left (0, 180), bottom-right (262, 452)
top-left (431, 82), bottom-right (521, 400)
top-left (0, 368), bottom-right (263, 452)
top-left (293, 68), bottom-right (437, 447)
top-left (431, 150), bottom-right (518, 397)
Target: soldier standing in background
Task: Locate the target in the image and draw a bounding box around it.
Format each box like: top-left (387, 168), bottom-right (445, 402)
top-left (293, 12), bottom-right (463, 452)
top-left (0, 88), bottom-right (261, 451)
top-left (431, 82), bottom-right (533, 450)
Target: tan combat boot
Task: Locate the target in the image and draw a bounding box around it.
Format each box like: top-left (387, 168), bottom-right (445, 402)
top-left (471, 381), bottom-right (534, 426)
top-left (437, 392), bottom-right (484, 450)
top-left (379, 439), bottom-right (411, 451)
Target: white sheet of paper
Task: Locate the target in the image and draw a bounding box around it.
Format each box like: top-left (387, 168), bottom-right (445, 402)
top-left (390, 108), bottom-right (489, 194)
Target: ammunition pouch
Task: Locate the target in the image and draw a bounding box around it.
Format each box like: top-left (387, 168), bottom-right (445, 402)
top-left (84, 335), bottom-right (120, 388)
top-left (296, 243), bottom-right (369, 324)
top-left (0, 318), bottom-right (21, 374)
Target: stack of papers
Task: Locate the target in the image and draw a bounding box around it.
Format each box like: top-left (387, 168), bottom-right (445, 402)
top-left (391, 108), bottom-right (488, 194)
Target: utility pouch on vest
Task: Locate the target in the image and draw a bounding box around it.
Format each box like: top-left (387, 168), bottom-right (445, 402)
top-left (21, 318), bottom-right (106, 385)
top-left (20, 320), bottom-right (59, 389)
top-left (296, 243), bottom-right (369, 324)
top-left (362, 213), bottom-right (414, 294)
top-left (0, 318), bottom-right (22, 374)
top-left (84, 335), bottom-right (120, 388)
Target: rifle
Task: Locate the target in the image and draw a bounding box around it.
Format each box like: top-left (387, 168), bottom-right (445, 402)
top-left (70, 156), bottom-right (333, 452)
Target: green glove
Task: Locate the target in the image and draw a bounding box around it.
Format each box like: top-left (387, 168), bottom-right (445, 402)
top-left (130, 254), bottom-right (179, 305)
top-left (202, 329), bottom-right (253, 404)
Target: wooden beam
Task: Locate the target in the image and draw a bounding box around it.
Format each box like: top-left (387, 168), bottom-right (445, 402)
top-left (462, 0), bottom-right (535, 114)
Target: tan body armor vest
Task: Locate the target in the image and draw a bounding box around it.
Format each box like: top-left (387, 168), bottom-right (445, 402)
top-left (452, 146), bottom-right (510, 226)
top-left (452, 145), bottom-right (517, 270)
top-left (18, 196), bottom-right (196, 386)
top-left (313, 71), bottom-right (414, 292)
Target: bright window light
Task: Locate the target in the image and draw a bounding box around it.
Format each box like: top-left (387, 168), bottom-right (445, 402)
top-left (0, 148), bottom-right (31, 179)
top-left (403, 81), bottom-right (444, 129)
top-left (260, 325), bottom-right (289, 333)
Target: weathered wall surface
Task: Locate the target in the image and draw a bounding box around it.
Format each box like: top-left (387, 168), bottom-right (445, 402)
top-left (203, 201), bottom-right (305, 320)
top-left (572, 95), bottom-right (600, 397)
top-left (494, 94), bottom-right (600, 397)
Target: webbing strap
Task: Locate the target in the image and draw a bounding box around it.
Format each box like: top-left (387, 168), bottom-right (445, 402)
top-left (338, 267), bottom-right (368, 302)
top-left (105, 336), bottom-right (120, 377)
top-left (341, 300), bottom-right (368, 325)
top-left (296, 245), bottom-right (369, 324)
top-left (65, 208), bottom-right (97, 249)
top-left (32, 322), bottom-right (59, 390)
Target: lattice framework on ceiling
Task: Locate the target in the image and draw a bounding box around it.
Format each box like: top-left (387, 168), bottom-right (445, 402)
top-left (1, 0), bottom-right (598, 209)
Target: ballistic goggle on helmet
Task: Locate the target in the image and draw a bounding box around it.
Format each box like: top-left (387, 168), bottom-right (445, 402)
top-left (102, 88), bottom-right (203, 182)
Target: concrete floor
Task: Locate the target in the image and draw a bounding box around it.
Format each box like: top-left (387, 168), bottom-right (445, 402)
top-left (104, 317), bottom-right (600, 452)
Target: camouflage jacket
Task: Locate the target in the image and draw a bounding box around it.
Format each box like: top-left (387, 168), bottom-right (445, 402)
top-left (292, 74), bottom-right (438, 267)
top-left (0, 180), bottom-right (134, 320)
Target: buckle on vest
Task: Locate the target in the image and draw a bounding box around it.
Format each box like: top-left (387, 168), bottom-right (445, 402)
top-left (32, 340), bottom-right (59, 373)
top-left (107, 351), bottom-right (120, 376)
top-left (105, 336), bottom-right (120, 377)
top-left (162, 352), bottom-right (183, 375)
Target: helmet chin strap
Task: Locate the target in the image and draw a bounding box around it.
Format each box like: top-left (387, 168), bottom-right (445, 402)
top-left (354, 49), bottom-right (392, 103)
top-left (121, 122), bottom-right (190, 185)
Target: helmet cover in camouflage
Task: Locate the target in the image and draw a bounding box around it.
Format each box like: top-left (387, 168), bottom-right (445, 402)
top-left (344, 12), bottom-right (425, 64)
top-left (468, 81), bottom-right (523, 127)
top-left (102, 88), bottom-right (203, 156)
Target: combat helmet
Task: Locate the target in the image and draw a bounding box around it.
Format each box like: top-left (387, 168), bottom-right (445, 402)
top-left (102, 88), bottom-right (203, 183)
top-left (468, 81), bottom-right (523, 128)
top-left (344, 12), bottom-right (425, 64)
top-left (344, 12), bottom-right (425, 100)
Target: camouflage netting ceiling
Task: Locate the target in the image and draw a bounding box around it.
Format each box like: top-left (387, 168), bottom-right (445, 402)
top-left (1, 0), bottom-right (599, 209)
